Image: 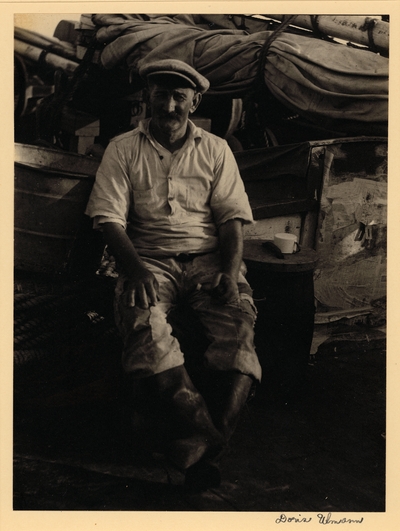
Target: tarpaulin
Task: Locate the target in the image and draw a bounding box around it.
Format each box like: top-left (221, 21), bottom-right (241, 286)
top-left (91, 14), bottom-right (388, 135)
top-left (234, 142), bottom-right (311, 182)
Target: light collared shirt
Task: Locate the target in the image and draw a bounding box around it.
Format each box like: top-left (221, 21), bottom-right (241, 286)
top-left (85, 118), bottom-right (253, 257)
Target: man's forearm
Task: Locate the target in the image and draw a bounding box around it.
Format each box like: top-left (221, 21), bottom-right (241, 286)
top-left (218, 219), bottom-right (244, 280)
top-left (102, 222), bottom-right (145, 277)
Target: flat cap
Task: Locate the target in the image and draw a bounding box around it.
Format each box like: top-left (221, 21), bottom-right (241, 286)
top-left (139, 59), bottom-right (210, 94)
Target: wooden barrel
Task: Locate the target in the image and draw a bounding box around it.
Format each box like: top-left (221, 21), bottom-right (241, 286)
top-left (243, 239), bottom-right (318, 400)
top-left (14, 143), bottom-right (103, 277)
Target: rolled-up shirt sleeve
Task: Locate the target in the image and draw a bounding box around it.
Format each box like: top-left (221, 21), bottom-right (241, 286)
top-left (211, 142), bottom-right (254, 227)
top-left (85, 140), bottom-right (131, 230)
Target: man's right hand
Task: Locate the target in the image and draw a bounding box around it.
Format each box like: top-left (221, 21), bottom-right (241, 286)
top-left (102, 222), bottom-right (159, 309)
top-left (123, 265), bottom-right (159, 309)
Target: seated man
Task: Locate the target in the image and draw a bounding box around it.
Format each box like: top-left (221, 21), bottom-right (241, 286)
top-left (85, 59), bottom-right (262, 491)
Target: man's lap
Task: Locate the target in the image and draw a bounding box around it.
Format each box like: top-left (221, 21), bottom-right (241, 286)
top-left (114, 252), bottom-right (261, 381)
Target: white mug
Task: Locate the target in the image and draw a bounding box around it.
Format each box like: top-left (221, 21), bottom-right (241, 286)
top-left (274, 233), bottom-right (300, 254)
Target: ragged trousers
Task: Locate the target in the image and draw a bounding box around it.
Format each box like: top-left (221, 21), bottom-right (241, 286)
top-left (114, 252), bottom-right (262, 382)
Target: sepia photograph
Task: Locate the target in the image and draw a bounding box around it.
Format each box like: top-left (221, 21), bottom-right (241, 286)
top-left (5, 4), bottom-right (398, 528)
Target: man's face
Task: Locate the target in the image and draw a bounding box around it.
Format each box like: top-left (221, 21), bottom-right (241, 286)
top-left (147, 77), bottom-right (201, 137)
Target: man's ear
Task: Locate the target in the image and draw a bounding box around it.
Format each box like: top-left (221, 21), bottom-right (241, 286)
top-left (189, 92), bottom-right (202, 114)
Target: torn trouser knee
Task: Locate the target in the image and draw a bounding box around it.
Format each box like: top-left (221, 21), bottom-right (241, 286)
top-left (190, 290), bottom-right (262, 382)
top-left (114, 288), bottom-right (184, 378)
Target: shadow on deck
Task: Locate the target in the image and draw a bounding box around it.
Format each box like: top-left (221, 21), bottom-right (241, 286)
top-left (13, 273), bottom-right (386, 512)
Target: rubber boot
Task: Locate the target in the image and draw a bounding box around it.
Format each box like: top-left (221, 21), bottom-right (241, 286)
top-left (151, 365), bottom-right (226, 474)
top-left (214, 372), bottom-right (254, 441)
top-left (184, 371), bottom-right (254, 493)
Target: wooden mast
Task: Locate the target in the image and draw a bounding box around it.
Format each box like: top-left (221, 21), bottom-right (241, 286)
top-left (261, 15), bottom-right (389, 53)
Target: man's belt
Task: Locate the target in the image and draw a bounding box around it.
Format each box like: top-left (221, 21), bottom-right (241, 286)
top-left (174, 252), bottom-right (209, 263)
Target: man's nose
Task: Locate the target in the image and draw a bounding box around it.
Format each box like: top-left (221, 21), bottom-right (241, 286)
top-left (163, 96), bottom-right (176, 113)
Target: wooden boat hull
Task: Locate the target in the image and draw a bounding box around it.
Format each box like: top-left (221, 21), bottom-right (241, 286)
top-left (14, 143), bottom-right (103, 276)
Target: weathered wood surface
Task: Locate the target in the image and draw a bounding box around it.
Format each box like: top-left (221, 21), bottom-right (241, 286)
top-left (14, 143), bottom-right (103, 276)
top-left (262, 14), bottom-right (389, 52)
top-left (243, 239), bottom-right (318, 273)
top-left (14, 39), bottom-right (78, 74)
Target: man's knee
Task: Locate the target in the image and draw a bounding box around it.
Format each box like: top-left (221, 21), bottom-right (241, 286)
top-left (118, 305), bottom-right (185, 377)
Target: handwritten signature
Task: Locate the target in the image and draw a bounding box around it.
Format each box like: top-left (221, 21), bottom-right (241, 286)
top-left (275, 513), bottom-right (364, 525)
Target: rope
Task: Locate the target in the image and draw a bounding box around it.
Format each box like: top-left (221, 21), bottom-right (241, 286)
top-left (228, 15), bottom-right (249, 32)
top-left (35, 36), bottom-right (100, 145)
top-left (14, 292), bottom-right (75, 313)
top-left (309, 15), bottom-right (335, 43)
top-left (255, 15), bottom-right (297, 92)
top-left (361, 17), bottom-right (380, 53)
top-left (14, 349), bottom-right (51, 366)
top-left (242, 15), bottom-right (298, 148)
top-left (310, 15), bottom-right (324, 38)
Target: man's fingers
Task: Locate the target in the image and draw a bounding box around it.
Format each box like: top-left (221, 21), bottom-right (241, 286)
top-left (137, 284), bottom-right (149, 309)
top-left (127, 288), bottom-right (136, 307)
top-left (147, 282), bottom-right (159, 306)
top-left (210, 273), bottom-right (240, 304)
top-left (124, 276), bottom-right (159, 309)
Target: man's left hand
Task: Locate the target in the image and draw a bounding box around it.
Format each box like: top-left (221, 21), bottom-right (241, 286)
top-left (210, 272), bottom-right (240, 304)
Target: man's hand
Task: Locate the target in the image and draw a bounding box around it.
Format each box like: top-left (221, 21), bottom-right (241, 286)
top-left (210, 272), bottom-right (239, 304)
top-left (123, 265), bottom-right (159, 309)
top-left (101, 223), bottom-right (159, 310)
top-left (210, 219), bottom-right (243, 304)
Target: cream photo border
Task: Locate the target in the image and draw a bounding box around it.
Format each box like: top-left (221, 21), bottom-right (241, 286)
top-left (1, 2), bottom-right (399, 530)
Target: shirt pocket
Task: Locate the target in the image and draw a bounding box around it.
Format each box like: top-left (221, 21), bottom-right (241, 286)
top-left (132, 187), bottom-right (156, 220)
top-left (176, 177), bottom-right (211, 214)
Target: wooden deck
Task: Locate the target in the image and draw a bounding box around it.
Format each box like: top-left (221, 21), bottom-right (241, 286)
top-left (13, 272), bottom-right (386, 512)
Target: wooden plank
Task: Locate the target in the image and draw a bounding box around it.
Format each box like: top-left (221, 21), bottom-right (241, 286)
top-left (244, 215), bottom-right (301, 241)
top-left (251, 198), bottom-right (318, 220)
top-left (301, 146), bottom-right (325, 247)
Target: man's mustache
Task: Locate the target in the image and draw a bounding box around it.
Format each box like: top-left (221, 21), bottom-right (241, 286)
top-left (158, 112), bottom-right (180, 120)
